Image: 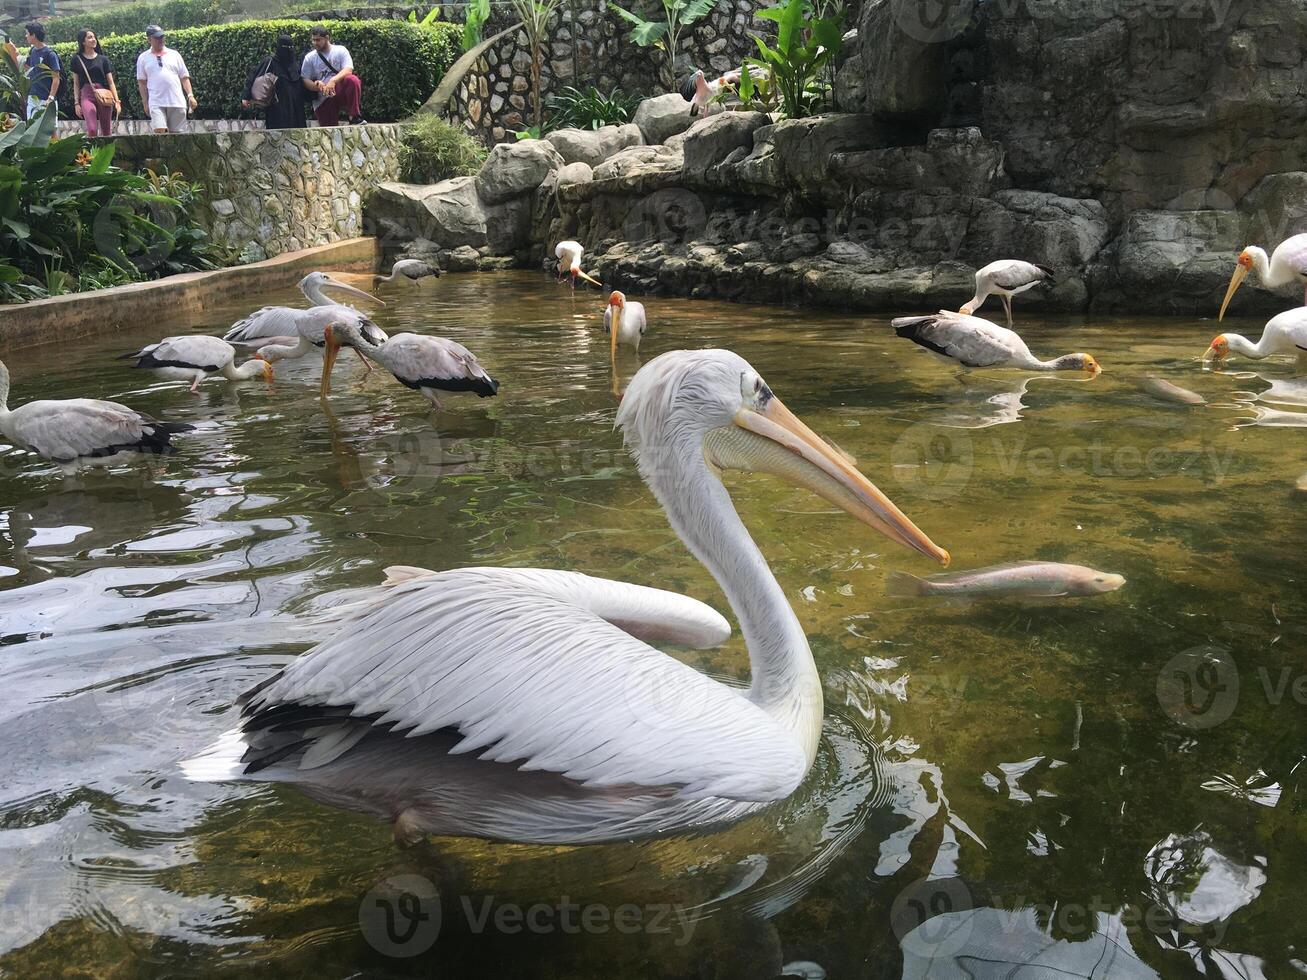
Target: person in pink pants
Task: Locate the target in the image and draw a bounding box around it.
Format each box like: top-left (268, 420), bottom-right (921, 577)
top-left (301, 26), bottom-right (366, 127)
top-left (70, 28), bottom-right (120, 136)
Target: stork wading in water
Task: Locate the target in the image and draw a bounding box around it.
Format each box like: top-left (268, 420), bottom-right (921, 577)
top-left (320, 320), bottom-right (500, 407)
top-left (1218, 233), bottom-right (1307, 319)
top-left (960, 260), bottom-right (1055, 328)
top-left (374, 259), bottom-right (439, 287)
top-left (183, 349), bottom-right (949, 845)
top-left (604, 290), bottom-right (648, 395)
top-left (0, 356), bottom-right (193, 472)
top-left (555, 241), bottom-right (602, 291)
top-left (120, 335), bottom-right (274, 392)
top-left (1205, 307), bottom-right (1307, 371)
top-left (223, 272), bottom-right (386, 374)
top-left (893, 311), bottom-right (1101, 374)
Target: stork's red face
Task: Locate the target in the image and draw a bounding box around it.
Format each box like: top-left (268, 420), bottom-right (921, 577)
top-left (1205, 334), bottom-right (1230, 360)
top-left (608, 291), bottom-right (625, 308)
top-left (1237, 251), bottom-right (1254, 269)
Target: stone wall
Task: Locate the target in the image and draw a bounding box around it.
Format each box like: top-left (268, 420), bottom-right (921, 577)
top-left (109, 125), bottom-right (406, 260)
top-left (445, 0), bottom-right (768, 143)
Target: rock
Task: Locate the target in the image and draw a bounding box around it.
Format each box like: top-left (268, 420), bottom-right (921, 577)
top-left (544, 124), bottom-right (644, 168)
top-left (447, 245), bottom-right (481, 271)
top-left (831, 127), bottom-right (1005, 197)
top-left (681, 112), bottom-right (770, 185)
top-left (632, 93), bottom-right (695, 145)
top-left (967, 190), bottom-right (1113, 271)
top-left (556, 162), bottom-right (594, 186)
top-left (475, 140), bottom-right (565, 205)
top-left (370, 177), bottom-right (489, 249)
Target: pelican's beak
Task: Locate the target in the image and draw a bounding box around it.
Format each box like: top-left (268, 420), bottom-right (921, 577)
top-left (325, 276), bottom-right (385, 307)
top-left (321, 324), bottom-right (341, 398)
top-left (709, 397), bottom-right (950, 565)
top-left (1218, 262), bottom-right (1248, 321)
top-left (575, 267), bottom-right (603, 288)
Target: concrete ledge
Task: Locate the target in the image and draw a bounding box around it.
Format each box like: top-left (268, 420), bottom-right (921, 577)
top-left (0, 237), bottom-right (379, 353)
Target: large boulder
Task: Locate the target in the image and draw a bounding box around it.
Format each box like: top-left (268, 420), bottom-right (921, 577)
top-left (632, 93), bottom-right (695, 145)
top-left (370, 177), bottom-right (488, 248)
top-left (544, 124), bottom-right (644, 168)
top-left (681, 112), bottom-right (771, 185)
top-left (475, 140), bottom-right (565, 205)
top-left (555, 162), bottom-right (594, 187)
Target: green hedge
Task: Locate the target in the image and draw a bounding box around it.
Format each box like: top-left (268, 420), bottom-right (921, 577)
top-left (43, 0), bottom-right (244, 45)
top-left (49, 18), bottom-right (457, 123)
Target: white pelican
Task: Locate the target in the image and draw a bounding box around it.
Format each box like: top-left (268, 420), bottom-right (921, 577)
top-left (183, 349), bottom-right (948, 844)
top-left (120, 335), bottom-right (274, 392)
top-left (555, 240), bottom-right (602, 290)
top-left (0, 356), bottom-right (192, 471)
top-left (1218, 233), bottom-right (1307, 319)
top-left (223, 272), bottom-right (384, 345)
top-left (893, 310), bottom-right (1101, 374)
top-left (960, 260), bottom-right (1055, 327)
top-left (604, 290), bottom-right (647, 359)
top-left (321, 320), bottom-right (500, 406)
top-left (1204, 307), bottom-right (1307, 370)
top-left (686, 68), bottom-right (741, 116)
top-left (374, 259), bottom-right (438, 286)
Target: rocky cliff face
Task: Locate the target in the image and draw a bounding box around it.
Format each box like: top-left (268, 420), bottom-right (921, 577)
top-left (370, 1), bottom-right (1307, 318)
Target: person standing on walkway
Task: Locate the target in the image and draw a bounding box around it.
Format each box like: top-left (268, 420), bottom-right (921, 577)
top-left (22, 23), bottom-right (60, 121)
top-left (135, 24), bottom-right (196, 133)
top-left (301, 26), bottom-right (364, 127)
top-left (70, 28), bottom-right (121, 137)
top-left (241, 34), bottom-right (305, 129)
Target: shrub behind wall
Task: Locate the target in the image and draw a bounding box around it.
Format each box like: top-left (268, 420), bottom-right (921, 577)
top-left (49, 19), bottom-right (458, 123)
top-left (43, 0), bottom-right (244, 44)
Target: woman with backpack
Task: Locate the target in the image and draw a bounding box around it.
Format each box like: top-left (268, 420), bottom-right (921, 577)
top-left (241, 34), bottom-right (305, 130)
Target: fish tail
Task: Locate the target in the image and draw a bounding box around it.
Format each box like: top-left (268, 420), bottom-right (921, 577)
top-left (885, 571), bottom-right (929, 598)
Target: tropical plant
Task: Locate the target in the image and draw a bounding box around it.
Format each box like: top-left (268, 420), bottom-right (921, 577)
top-left (507, 0), bottom-right (561, 127)
top-left (398, 113), bottom-right (488, 183)
top-left (546, 85), bottom-right (640, 130)
top-left (737, 0), bottom-right (844, 119)
top-left (407, 5), bottom-right (442, 25)
top-left (611, 0), bottom-right (718, 91)
top-left (0, 103), bottom-right (223, 304)
top-left (513, 123), bottom-right (548, 141)
top-left (461, 0), bottom-right (492, 50)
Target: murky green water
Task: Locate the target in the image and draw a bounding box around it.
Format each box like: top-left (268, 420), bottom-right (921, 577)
top-left (1, 271), bottom-right (1305, 977)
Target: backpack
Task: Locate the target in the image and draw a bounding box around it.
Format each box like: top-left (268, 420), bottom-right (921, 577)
top-left (251, 58), bottom-right (278, 108)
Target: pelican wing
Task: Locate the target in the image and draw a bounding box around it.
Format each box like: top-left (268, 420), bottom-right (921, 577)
top-left (298, 306), bottom-right (388, 346)
top-left (892, 311), bottom-right (1028, 367)
top-left (5, 398), bottom-right (190, 462)
top-left (239, 567), bottom-right (808, 801)
top-left (223, 306), bottom-right (304, 343)
top-left (383, 334), bottom-right (498, 396)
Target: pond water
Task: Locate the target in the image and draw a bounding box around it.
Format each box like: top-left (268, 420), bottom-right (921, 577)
top-left (1, 271), bottom-right (1304, 977)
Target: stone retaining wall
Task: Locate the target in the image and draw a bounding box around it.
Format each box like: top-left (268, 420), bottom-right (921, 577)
top-left (445, 0), bottom-right (768, 143)
top-left (108, 124), bottom-right (406, 260)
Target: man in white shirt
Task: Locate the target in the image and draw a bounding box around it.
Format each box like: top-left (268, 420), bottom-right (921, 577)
top-left (301, 26), bottom-right (364, 127)
top-left (135, 24), bottom-right (196, 133)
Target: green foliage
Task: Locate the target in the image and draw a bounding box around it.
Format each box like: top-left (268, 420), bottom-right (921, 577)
top-left (546, 86), bottom-right (639, 130)
top-left (611, 0), bottom-right (718, 89)
top-left (406, 5), bottom-right (442, 24)
top-left (739, 0), bottom-right (843, 118)
top-left (43, 0), bottom-right (243, 45)
top-left (0, 102), bottom-right (222, 304)
top-left (47, 19), bottom-right (458, 124)
top-left (397, 112), bottom-right (486, 183)
top-left (461, 0), bottom-right (491, 51)
top-left (512, 123), bottom-right (546, 140)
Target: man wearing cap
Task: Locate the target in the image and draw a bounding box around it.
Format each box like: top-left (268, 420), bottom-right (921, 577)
top-left (135, 25), bottom-right (196, 133)
top-left (301, 26), bottom-right (364, 127)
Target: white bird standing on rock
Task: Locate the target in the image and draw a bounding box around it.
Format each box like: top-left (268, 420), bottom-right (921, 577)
top-left (182, 349), bottom-right (948, 845)
top-left (555, 240), bottom-right (602, 290)
top-left (1205, 307), bottom-right (1307, 370)
top-left (223, 272), bottom-right (384, 346)
top-left (120, 335), bottom-right (274, 392)
top-left (893, 310), bottom-right (1101, 374)
top-left (0, 356), bottom-right (193, 471)
top-left (321, 320), bottom-right (499, 407)
top-left (374, 259), bottom-right (439, 286)
top-left (960, 260), bottom-right (1056, 327)
top-left (1218, 233), bottom-right (1307, 319)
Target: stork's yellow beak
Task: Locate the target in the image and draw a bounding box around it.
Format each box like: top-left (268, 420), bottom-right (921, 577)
top-left (1218, 262), bottom-right (1249, 321)
top-left (576, 268), bottom-right (602, 288)
top-left (709, 397), bottom-right (950, 565)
